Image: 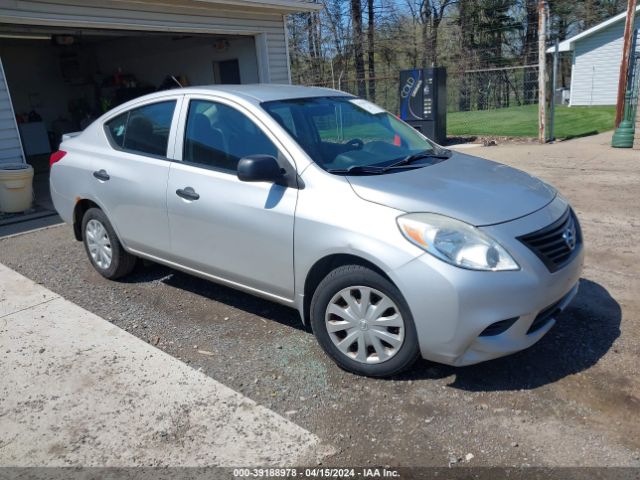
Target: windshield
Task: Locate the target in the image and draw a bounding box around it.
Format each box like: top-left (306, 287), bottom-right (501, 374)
top-left (261, 96), bottom-right (442, 173)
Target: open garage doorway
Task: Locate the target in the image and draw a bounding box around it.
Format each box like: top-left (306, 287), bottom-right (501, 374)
top-left (0, 27), bottom-right (260, 214)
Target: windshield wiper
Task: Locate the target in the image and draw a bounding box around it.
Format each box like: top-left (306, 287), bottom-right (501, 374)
top-left (327, 163), bottom-right (427, 175)
top-left (327, 149), bottom-right (451, 175)
top-left (326, 165), bottom-right (388, 175)
top-left (387, 149), bottom-right (452, 169)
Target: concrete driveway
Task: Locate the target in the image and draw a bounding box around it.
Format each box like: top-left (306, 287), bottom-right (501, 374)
top-left (0, 132), bottom-right (638, 468)
top-left (0, 264), bottom-right (325, 467)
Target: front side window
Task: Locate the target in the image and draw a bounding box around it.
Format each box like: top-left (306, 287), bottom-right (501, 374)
top-left (183, 99), bottom-right (278, 172)
top-left (104, 100), bottom-right (176, 157)
top-left (262, 96), bottom-right (445, 173)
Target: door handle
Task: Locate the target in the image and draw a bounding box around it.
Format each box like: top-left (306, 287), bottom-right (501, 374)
top-left (93, 169), bottom-right (110, 181)
top-left (176, 187), bottom-right (200, 201)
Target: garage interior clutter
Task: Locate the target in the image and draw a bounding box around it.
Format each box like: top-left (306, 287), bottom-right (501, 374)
top-left (1, 28), bottom-right (260, 173)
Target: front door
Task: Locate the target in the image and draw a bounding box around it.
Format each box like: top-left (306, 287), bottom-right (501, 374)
top-left (166, 97), bottom-right (297, 300)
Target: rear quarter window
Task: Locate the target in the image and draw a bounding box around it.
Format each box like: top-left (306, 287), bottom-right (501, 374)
top-left (104, 100), bottom-right (177, 157)
top-left (105, 112), bottom-right (128, 147)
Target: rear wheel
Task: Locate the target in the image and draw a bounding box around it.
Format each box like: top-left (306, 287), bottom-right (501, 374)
top-left (310, 264), bottom-right (420, 377)
top-left (82, 208), bottom-right (136, 280)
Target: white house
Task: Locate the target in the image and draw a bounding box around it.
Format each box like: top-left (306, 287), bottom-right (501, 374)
top-left (548, 6), bottom-right (640, 106)
top-left (0, 0), bottom-right (321, 166)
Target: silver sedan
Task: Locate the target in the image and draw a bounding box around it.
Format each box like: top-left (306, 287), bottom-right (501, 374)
top-left (50, 85), bottom-right (583, 377)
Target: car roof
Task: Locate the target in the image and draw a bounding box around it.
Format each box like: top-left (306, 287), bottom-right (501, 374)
top-left (144, 84), bottom-right (354, 104)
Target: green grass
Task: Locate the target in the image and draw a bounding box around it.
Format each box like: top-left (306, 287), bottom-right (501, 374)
top-left (447, 104), bottom-right (616, 138)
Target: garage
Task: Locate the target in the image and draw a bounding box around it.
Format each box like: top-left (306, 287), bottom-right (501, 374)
top-left (0, 0), bottom-right (320, 216)
top-left (1, 29), bottom-right (262, 162)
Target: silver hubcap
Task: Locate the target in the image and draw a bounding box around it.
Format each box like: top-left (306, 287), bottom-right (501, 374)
top-left (325, 286), bottom-right (405, 364)
top-left (85, 219), bottom-right (112, 270)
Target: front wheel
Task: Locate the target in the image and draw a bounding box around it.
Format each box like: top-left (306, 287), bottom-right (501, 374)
top-left (310, 265), bottom-right (420, 377)
top-left (82, 208), bottom-right (136, 280)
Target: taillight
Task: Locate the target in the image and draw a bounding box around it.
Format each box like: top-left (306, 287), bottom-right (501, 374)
top-left (50, 150), bottom-right (67, 167)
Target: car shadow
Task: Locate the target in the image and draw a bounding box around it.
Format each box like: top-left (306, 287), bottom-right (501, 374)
top-left (123, 265), bottom-right (620, 389)
top-left (122, 260), bottom-right (307, 332)
top-left (392, 278), bottom-right (621, 391)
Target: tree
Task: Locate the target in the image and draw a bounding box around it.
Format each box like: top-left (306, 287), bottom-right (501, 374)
top-left (457, 0), bottom-right (474, 110)
top-left (368, 0), bottom-right (376, 101)
top-left (284, 0), bottom-right (629, 115)
top-left (307, 12), bottom-right (322, 84)
top-left (321, 0), bottom-right (349, 87)
top-left (411, 0), bottom-right (457, 67)
top-left (351, 0), bottom-right (367, 97)
top-left (522, 0), bottom-right (538, 104)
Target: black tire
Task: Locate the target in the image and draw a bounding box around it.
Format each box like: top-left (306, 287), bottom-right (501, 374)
top-left (310, 264), bottom-right (420, 377)
top-left (81, 208), bottom-right (137, 280)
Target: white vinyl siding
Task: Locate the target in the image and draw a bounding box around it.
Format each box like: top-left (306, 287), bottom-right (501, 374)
top-left (0, 0), bottom-right (292, 83)
top-left (0, 59), bottom-right (24, 165)
top-left (570, 16), bottom-right (640, 106)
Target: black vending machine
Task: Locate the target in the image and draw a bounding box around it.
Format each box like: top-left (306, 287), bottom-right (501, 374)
top-left (398, 68), bottom-right (447, 144)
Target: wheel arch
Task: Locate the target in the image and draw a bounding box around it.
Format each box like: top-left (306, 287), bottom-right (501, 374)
top-left (72, 198), bottom-right (123, 244)
top-left (301, 253), bottom-right (395, 326)
top-left (72, 199), bottom-right (102, 241)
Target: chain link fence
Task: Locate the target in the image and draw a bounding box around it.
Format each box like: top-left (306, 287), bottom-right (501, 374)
top-left (447, 65), bottom-right (540, 139)
top-left (295, 60), bottom-right (621, 143)
top-left (295, 65), bottom-right (541, 141)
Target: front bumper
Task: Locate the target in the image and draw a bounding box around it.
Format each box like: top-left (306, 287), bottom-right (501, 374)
top-left (389, 196), bottom-right (584, 366)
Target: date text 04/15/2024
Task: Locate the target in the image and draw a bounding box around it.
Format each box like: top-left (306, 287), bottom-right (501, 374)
top-left (233, 468), bottom-right (400, 478)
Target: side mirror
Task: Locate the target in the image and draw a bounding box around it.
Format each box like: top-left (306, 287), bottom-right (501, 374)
top-left (237, 155), bottom-right (285, 183)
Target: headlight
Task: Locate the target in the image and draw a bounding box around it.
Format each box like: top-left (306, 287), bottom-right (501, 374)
top-left (397, 213), bottom-right (519, 271)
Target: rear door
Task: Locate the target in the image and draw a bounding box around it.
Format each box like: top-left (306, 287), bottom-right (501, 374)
top-left (94, 96), bottom-right (182, 257)
top-left (166, 96), bottom-right (297, 300)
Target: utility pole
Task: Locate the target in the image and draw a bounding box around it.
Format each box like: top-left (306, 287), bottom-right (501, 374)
top-left (538, 0), bottom-right (547, 143)
top-left (615, 0), bottom-right (637, 127)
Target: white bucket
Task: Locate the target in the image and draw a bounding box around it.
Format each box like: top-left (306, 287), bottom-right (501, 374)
top-left (0, 163), bottom-right (34, 213)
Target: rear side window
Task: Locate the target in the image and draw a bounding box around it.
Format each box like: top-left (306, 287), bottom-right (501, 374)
top-left (105, 112), bottom-right (128, 147)
top-left (104, 100), bottom-right (176, 157)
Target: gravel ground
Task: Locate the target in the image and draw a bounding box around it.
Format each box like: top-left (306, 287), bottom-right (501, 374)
top-left (1, 132), bottom-right (639, 467)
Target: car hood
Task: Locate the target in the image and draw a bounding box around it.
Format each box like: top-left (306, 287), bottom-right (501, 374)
top-left (346, 152), bottom-right (556, 226)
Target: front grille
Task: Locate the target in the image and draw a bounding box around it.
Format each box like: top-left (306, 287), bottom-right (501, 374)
top-left (518, 208), bottom-right (581, 273)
